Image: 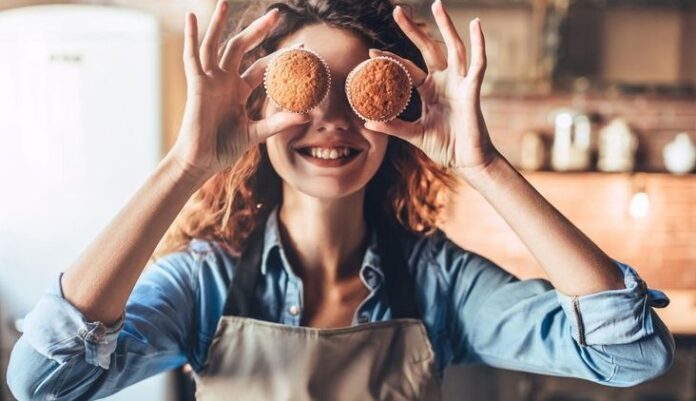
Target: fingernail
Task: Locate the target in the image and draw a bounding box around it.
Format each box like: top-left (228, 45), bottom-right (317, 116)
top-left (220, 1), bottom-right (227, 11)
top-left (369, 48), bottom-right (383, 55)
top-left (266, 8), bottom-right (278, 16)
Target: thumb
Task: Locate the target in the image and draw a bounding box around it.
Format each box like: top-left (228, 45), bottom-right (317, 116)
top-left (364, 118), bottom-right (423, 146)
top-left (248, 112), bottom-right (311, 144)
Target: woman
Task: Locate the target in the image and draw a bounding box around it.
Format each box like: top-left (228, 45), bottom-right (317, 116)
top-left (8, 0), bottom-right (674, 400)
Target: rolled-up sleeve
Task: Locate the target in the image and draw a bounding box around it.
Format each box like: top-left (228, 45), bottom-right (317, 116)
top-left (556, 261), bottom-right (670, 347)
top-left (7, 250), bottom-right (199, 401)
top-left (437, 234), bottom-right (675, 388)
top-left (20, 273), bottom-right (125, 370)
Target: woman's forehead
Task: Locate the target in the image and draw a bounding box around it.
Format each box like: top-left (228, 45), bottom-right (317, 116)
top-left (277, 23), bottom-right (369, 79)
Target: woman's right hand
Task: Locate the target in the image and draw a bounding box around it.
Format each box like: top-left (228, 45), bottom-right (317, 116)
top-left (170, 0), bottom-right (311, 181)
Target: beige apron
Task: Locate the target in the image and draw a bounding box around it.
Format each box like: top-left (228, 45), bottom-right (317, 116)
top-left (194, 223), bottom-right (442, 401)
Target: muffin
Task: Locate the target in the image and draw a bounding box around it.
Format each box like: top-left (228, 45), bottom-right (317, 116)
top-left (263, 45), bottom-right (331, 113)
top-left (345, 56), bottom-right (412, 122)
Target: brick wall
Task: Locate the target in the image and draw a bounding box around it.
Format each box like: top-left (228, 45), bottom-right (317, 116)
top-left (443, 93), bottom-right (696, 293)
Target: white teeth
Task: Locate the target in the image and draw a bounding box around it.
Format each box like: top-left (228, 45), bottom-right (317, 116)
top-left (305, 147), bottom-right (354, 160)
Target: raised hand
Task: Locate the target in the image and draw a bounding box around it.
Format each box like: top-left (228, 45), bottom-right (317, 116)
top-left (170, 0), bottom-right (311, 180)
top-left (365, 0), bottom-right (500, 177)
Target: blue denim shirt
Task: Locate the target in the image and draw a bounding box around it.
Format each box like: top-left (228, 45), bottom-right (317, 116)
top-left (8, 207), bottom-right (675, 400)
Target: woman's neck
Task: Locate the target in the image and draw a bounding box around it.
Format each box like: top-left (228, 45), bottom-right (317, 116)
top-left (278, 187), bottom-right (367, 285)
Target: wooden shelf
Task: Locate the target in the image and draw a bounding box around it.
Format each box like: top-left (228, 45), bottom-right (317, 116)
top-left (519, 170), bottom-right (696, 180)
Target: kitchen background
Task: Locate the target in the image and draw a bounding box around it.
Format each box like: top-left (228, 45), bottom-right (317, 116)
top-left (0, 0), bottom-right (695, 400)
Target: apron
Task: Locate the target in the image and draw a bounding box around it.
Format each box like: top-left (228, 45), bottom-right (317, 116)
top-left (194, 219), bottom-right (442, 401)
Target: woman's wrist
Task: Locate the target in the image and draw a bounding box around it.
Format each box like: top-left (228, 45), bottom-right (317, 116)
top-left (454, 151), bottom-right (511, 192)
top-left (161, 151), bottom-right (214, 191)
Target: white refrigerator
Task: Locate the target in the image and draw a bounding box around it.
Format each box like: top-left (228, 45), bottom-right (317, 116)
top-left (0, 5), bottom-right (175, 400)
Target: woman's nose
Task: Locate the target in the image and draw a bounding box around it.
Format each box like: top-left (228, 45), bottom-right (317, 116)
top-left (310, 84), bottom-right (352, 132)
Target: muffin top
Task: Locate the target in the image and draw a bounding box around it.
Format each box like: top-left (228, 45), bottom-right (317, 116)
top-left (346, 57), bottom-right (412, 122)
top-left (264, 47), bottom-right (331, 113)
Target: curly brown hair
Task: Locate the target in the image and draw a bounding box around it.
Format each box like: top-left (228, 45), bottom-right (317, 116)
top-left (154, 0), bottom-right (457, 260)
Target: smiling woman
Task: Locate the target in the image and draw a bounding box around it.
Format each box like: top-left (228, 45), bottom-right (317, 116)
top-left (157, 0), bottom-right (454, 256)
top-left (6, 0), bottom-right (675, 400)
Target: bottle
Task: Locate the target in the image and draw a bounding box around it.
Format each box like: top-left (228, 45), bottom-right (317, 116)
top-left (663, 132), bottom-right (696, 175)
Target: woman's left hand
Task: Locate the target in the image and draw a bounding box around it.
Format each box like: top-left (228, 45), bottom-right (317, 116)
top-left (365, 0), bottom-right (500, 178)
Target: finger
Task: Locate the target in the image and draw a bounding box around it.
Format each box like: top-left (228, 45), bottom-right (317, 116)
top-left (200, 0), bottom-right (228, 72)
top-left (364, 118), bottom-right (423, 146)
top-left (392, 5), bottom-right (447, 71)
top-left (468, 18), bottom-right (487, 84)
top-left (248, 111), bottom-right (311, 143)
top-left (220, 8), bottom-right (280, 73)
top-left (431, 0), bottom-right (468, 76)
top-left (239, 52), bottom-right (275, 89)
top-left (183, 13), bottom-right (204, 77)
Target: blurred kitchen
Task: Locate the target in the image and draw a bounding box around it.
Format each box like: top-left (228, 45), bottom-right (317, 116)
top-left (0, 0), bottom-right (694, 400)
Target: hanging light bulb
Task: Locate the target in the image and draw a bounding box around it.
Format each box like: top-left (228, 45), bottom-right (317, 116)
top-left (628, 173), bottom-right (650, 220)
top-left (629, 190), bottom-right (650, 219)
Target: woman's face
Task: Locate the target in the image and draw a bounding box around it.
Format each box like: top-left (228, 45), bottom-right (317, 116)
top-left (263, 24), bottom-right (389, 200)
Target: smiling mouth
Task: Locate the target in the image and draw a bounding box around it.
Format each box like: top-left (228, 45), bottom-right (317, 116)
top-left (294, 146), bottom-right (363, 167)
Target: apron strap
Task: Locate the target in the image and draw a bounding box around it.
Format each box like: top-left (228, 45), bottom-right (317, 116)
top-left (374, 220), bottom-right (420, 320)
top-left (221, 216), bottom-right (420, 320)
top-left (221, 227), bottom-right (265, 317)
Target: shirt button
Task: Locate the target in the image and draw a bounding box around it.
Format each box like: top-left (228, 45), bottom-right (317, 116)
top-left (288, 305), bottom-right (300, 316)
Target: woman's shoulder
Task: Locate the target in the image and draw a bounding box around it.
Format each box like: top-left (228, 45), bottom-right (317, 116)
top-left (402, 228), bottom-right (466, 265)
top-left (404, 228), bottom-right (511, 280)
top-left (144, 237), bottom-right (237, 290)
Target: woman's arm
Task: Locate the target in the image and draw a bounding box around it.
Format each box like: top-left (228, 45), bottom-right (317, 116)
top-left (457, 155), bottom-right (624, 295)
top-left (423, 232), bottom-right (674, 387)
top-left (61, 153), bottom-right (204, 326)
top-left (8, 252), bottom-right (199, 400)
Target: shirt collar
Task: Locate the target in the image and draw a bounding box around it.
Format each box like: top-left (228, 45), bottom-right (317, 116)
top-left (259, 206), bottom-right (385, 289)
top-left (359, 225), bottom-right (385, 290)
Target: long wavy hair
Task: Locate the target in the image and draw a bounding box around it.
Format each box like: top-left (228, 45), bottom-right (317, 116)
top-left (153, 0), bottom-right (457, 260)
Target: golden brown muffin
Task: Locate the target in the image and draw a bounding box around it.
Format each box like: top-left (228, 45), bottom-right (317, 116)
top-left (345, 56), bottom-right (412, 122)
top-left (263, 46), bottom-right (331, 113)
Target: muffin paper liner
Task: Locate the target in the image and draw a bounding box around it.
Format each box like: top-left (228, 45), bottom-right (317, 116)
top-left (263, 43), bottom-right (332, 114)
top-left (345, 55), bottom-right (413, 123)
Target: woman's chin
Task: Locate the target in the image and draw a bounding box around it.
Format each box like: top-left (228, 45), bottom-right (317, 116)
top-left (290, 178), bottom-right (366, 200)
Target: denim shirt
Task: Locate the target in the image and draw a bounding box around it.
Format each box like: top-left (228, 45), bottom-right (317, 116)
top-left (8, 207), bottom-right (675, 400)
